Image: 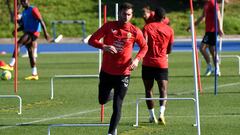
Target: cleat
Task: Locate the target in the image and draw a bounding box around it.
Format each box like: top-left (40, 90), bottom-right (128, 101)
top-left (158, 115), bottom-right (166, 125)
top-left (25, 75), bottom-right (39, 80)
top-left (210, 69), bottom-right (221, 76)
top-left (204, 66), bottom-right (212, 76)
top-left (217, 71), bottom-right (221, 76)
top-left (0, 64), bottom-right (14, 71)
top-left (149, 116), bottom-right (158, 124)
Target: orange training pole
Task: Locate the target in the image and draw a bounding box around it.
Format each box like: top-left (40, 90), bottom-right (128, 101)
top-left (189, 0), bottom-right (202, 93)
top-left (14, 0), bottom-right (18, 94)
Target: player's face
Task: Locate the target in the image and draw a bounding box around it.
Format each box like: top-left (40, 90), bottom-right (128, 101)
top-left (119, 8), bottom-right (133, 23)
top-left (142, 9), bottom-right (151, 20)
top-left (20, 0), bottom-right (29, 8)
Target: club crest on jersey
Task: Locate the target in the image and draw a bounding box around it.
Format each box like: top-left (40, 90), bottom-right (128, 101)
top-left (127, 32), bottom-right (132, 39)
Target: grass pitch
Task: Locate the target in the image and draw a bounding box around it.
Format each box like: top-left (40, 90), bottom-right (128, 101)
top-left (0, 51), bottom-right (240, 135)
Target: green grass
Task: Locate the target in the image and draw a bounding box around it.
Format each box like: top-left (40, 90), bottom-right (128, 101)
top-left (0, 0), bottom-right (240, 38)
top-left (0, 51), bottom-right (240, 135)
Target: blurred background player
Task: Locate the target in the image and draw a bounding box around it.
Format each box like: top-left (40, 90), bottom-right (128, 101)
top-left (88, 2), bottom-right (148, 135)
top-left (0, 0), bottom-right (51, 80)
top-left (16, 0), bottom-right (38, 58)
top-left (187, 0), bottom-right (224, 76)
top-left (142, 7), bottom-right (174, 125)
top-left (142, 5), bottom-right (170, 25)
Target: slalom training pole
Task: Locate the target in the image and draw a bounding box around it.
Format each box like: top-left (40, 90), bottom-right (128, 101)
top-left (98, 0), bottom-right (102, 73)
top-left (14, 0), bottom-right (18, 94)
top-left (189, 0), bottom-right (201, 134)
top-left (115, 3), bottom-right (118, 21)
top-left (219, 0), bottom-right (225, 64)
top-left (214, 0), bottom-right (218, 95)
top-left (195, 33), bottom-right (203, 93)
top-left (189, 0), bottom-right (202, 93)
top-left (98, 0), bottom-right (104, 123)
top-left (100, 4), bottom-right (107, 123)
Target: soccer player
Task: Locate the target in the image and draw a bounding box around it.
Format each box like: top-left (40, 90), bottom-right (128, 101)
top-left (0, 0), bottom-right (51, 80)
top-left (88, 2), bottom-right (148, 135)
top-left (142, 5), bottom-right (170, 25)
top-left (142, 7), bottom-right (174, 125)
top-left (187, 0), bottom-right (224, 76)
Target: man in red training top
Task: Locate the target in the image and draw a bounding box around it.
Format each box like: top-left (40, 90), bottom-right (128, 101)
top-left (142, 5), bottom-right (170, 25)
top-left (142, 7), bottom-right (174, 125)
top-left (187, 0), bottom-right (224, 76)
top-left (88, 2), bottom-right (148, 135)
top-left (0, 0), bottom-right (51, 80)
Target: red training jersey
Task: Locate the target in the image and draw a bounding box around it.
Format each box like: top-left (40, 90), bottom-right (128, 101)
top-left (88, 21), bottom-right (148, 75)
top-left (142, 22), bottom-right (174, 68)
top-left (204, 0), bottom-right (219, 32)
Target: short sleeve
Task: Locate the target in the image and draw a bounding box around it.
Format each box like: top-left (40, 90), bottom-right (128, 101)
top-left (32, 7), bottom-right (42, 20)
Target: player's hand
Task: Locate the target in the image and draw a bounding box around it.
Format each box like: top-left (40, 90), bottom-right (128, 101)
top-left (103, 45), bottom-right (118, 54)
top-left (219, 29), bottom-right (224, 37)
top-left (45, 33), bottom-right (52, 43)
top-left (129, 58), bottom-right (139, 71)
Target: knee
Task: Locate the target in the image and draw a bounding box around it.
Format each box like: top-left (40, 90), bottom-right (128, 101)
top-left (99, 97), bottom-right (107, 105)
top-left (145, 90), bottom-right (152, 96)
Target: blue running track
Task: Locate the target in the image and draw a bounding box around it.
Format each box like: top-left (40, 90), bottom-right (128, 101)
top-left (0, 40), bottom-right (239, 54)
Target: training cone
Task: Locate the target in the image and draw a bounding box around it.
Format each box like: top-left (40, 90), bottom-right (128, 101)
top-left (0, 60), bottom-right (6, 67)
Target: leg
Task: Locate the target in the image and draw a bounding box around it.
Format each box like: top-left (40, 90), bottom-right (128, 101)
top-left (209, 46), bottom-right (217, 66)
top-left (98, 71), bottom-right (113, 105)
top-left (143, 79), bottom-right (154, 109)
top-left (155, 68), bottom-right (168, 125)
top-left (200, 43), bottom-right (213, 76)
top-left (142, 65), bottom-right (157, 123)
top-left (24, 35), bottom-right (39, 80)
top-left (143, 79), bottom-right (158, 123)
top-left (33, 41), bottom-right (38, 58)
top-left (200, 43), bottom-right (211, 65)
top-left (108, 75), bottom-right (129, 135)
top-left (156, 80), bottom-right (168, 125)
top-left (209, 45), bottom-right (220, 75)
top-left (157, 80), bottom-right (168, 107)
top-left (27, 41), bottom-right (36, 68)
top-left (12, 33), bottom-right (32, 58)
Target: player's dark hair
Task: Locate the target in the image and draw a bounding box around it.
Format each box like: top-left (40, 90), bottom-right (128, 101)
top-left (154, 7), bottom-right (166, 22)
top-left (142, 5), bottom-right (151, 11)
top-left (120, 2), bottom-right (133, 12)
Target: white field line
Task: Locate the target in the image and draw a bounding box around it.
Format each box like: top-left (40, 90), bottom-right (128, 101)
top-left (0, 82), bottom-right (239, 130)
top-left (175, 82), bottom-right (240, 95)
top-left (0, 107), bottom-right (107, 130)
top-left (1, 114), bottom-right (239, 121)
top-left (0, 101), bottom-right (134, 130)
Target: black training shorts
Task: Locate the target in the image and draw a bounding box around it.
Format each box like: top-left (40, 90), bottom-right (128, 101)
top-left (142, 65), bottom-right (168, 81)
top-left (98, 71), bottom-right (130, 104)
top-left (202, 32), bottom-right (217, 46)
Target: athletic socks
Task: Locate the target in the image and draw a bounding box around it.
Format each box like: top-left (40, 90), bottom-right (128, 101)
top-left (160, 106), bottom-right (166, 116)
top-left (32, 67), bottom-right (37, 75)
top-left (148, 108), bottom-right (156, 118)
top-left (9, 58), bottom-right (15, 67)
